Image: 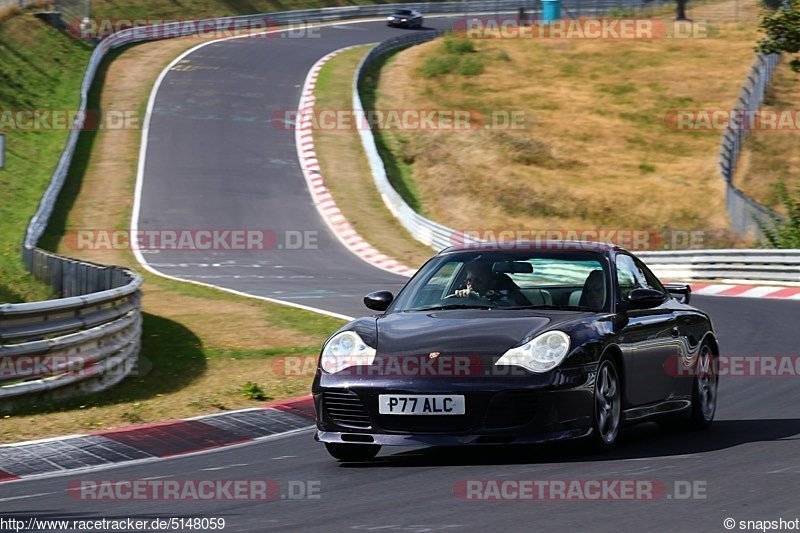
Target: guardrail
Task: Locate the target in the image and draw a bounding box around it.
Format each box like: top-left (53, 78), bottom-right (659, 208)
top-left (637, 250), bottom-right (800, 283)
top-left (1, 249), bottom-right (142, 402)
top-left (353, 31), bottom-right (800, 284)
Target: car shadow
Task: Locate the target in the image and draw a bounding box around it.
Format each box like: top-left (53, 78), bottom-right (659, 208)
top-left (338, 418), bottom-right (800, 468)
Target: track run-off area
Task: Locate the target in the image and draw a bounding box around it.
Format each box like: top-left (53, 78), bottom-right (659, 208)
top-left (2, 17), bottom-right (799, 533)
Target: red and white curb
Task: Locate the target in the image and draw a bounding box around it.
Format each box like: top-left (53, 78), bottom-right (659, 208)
top-left (294, 47), bottom-right (416, 278)
top-left (0, 396), bottom-right (315, 483)
top-left (690, 283), bottom-right (800, 299)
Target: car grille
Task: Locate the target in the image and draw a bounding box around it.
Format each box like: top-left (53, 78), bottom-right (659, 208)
top-left (322, 390), bottom-right (372, 429)
top-left (485, 390), bottom-right (539, 429)
top-left (377, 414), bottom-right (474, 433)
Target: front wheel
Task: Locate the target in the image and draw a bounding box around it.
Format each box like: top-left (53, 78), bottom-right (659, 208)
top-left (591, 359), bottom-right (622, 450)
top-left (324, 442), bottom-right (381, 462)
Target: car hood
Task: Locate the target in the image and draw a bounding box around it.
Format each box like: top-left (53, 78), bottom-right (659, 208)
top-left (375, 309), bottom-right (583, 356)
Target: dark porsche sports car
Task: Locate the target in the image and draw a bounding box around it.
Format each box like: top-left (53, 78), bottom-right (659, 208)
top-left (313, 241), bottom-right (719, 461)
top-left (386, 9), bottom-right (423, 28)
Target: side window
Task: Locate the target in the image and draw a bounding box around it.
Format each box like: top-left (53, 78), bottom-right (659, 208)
top-left (633, 257), bottom-right (665, 293)
top-left (616, 254), bottom-right (647, 299)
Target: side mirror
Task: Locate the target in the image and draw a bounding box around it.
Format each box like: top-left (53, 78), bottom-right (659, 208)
top-left (364, 291), bottom-right (394, 312)
top-left (664, 283), bottom-right (691, 304)
top-left (626, 288), bottom-right (665, 310)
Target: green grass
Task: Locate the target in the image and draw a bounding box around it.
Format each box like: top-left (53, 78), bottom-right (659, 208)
top-left (359, 52), bottom-right (424, 212)
top-left (0, 15), bottom-right (93, 303)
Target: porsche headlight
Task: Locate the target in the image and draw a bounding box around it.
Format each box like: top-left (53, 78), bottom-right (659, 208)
top-left (321, 331), bottom-right (376, 373)
top-left (495, 330), bottom-right (571, 373)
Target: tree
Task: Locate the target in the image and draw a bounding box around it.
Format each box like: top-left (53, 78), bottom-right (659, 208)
top-left (757, 0), bottom-right (800, 72)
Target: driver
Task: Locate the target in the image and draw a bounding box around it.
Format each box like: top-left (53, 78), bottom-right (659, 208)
top-left (453, 261), bottom-right (529, 306)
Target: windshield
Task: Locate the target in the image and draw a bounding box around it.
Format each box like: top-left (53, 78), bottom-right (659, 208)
top-left (393, 10), bottom-right (413, 15)
top-left (390, 250), bottom-right (609, 312)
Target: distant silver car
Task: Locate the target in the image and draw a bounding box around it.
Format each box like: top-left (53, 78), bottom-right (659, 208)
top-left (386, 9), bottom-right (423, 28)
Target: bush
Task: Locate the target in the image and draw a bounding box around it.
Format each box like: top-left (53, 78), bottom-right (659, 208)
top-left (443, 34), bottom-right (476, 54)
top-left (757, 181), bottom-right (800, 248)
top-left (240, 381), bottom-right (268, 401)
top-left (458, 56), bottom-right (485, 76)
top-left (421, 55), bottom-right (456, 77)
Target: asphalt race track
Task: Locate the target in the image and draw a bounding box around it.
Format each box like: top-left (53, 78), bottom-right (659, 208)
top-left (132, 19), bottom-right (454, 316)
top-left (2, 17), bottom-right (800, 533)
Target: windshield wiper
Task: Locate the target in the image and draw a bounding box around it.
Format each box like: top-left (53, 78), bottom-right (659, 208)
top-left (409, 304), bottom-right (493, 312)
top-left (503, 304), bottom-right (595, 312)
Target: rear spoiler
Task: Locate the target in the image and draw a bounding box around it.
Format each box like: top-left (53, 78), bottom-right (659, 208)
top-left (664, 283), bottom-right (691, 304)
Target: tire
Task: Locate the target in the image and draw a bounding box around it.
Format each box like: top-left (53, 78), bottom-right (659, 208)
top-left (657, 342), bottom-right (717, 431)
top-left (324, 442), bottom-right (381, 462)
top-left (688, 343), bottom-right (718, 429)
top-left (590, 358), bottom-right (622, 450)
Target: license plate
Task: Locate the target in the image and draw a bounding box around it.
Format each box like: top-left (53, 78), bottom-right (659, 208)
top-left (378, 394), bottom-right (465, 415)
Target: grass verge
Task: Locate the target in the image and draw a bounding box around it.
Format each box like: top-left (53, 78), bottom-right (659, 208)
top-left (371, 0), bottom-right (765, 247)
top-left (314, 46), bottom-right (436, 268)
top-left (0, 21), bottom-right (345, 443)
top-left (737, 61), bottom-right (800, 214)
top-left (0, 14), bottom-right (92, 303)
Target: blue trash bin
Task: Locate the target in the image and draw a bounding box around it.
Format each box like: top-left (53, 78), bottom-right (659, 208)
top-left (541, 0), bottom-right (561, 22)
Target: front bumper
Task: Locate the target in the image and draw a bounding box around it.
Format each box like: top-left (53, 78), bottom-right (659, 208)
top-left (313, 364), bottom-right (597, 446)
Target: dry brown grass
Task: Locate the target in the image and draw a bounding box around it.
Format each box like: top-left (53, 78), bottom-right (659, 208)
top-left (314, 46), bottom-right (437, 268)
top-left (737, 62), bottom-right (800, 213)
top-left (0, 6), bottom-right (20, 25)
top-left (375, 0), bottom-right (765, 246)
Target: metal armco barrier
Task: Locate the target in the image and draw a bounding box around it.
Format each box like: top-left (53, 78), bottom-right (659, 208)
top-left (353, 31), bottom-right (800, 284)
top-left (637, 250), bottom-right (800, 283)
top-left (1, 248), bottom-right (142, 404)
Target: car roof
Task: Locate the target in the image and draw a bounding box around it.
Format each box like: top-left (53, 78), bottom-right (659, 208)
top-left (438, 240), bottom-right (626, 255)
